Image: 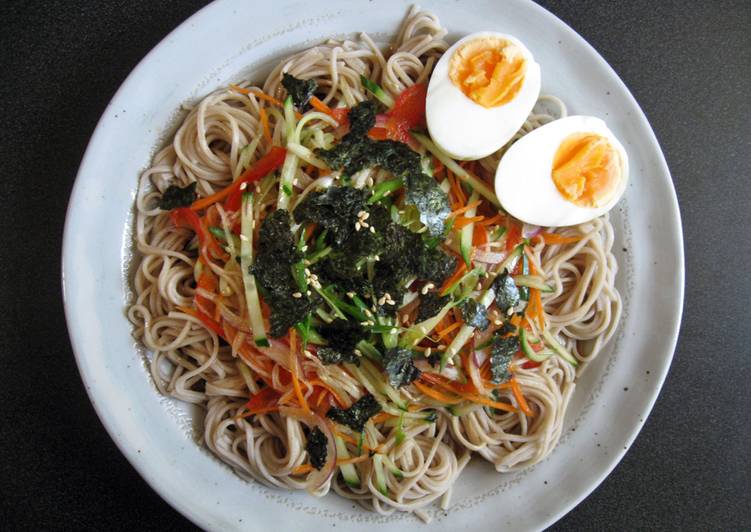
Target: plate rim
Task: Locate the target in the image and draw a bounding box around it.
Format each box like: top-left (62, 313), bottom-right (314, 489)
top-left (61, 0), bottom-right (685, 529)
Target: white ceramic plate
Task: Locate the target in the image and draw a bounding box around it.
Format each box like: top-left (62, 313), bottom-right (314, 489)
top-left (62, 0), bottom-right (684, 529)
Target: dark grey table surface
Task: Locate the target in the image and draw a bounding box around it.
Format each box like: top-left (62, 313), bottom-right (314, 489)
top-left (1, 1), bottom-right (749, 530)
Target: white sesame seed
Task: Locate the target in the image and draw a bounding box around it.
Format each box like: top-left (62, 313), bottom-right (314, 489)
top-left (368, 320), bottom-right (375, 326)
top-left (425, 348), bottom-right (432, 357)
top-left (358, 210), bottom-right (367, 218)
top-left (476, 283), bottom-right (483, 291)
top-left (354, 349), bottom-right (363, 357)
top-left (239, 234), bottom-right (249, 242)
top-left (254, 185), bottom-right (261, 193)
top-left (292, 178), bottom-right (299, 186)
top-left (438, 345), bottom-right (446, 351)
top-left (362, 212), bottom-right (369, 220)
top-left (494, 319), bottom-right (503, 325)
top-left (387, 300), bottom-right (395, 305)
top-left (301, 245), bottom-right (308, 252)
top-left (390, 328), bottom-right (398, 334)
top-left (366, 177), bottom-right (374, 187)
top-left (292, 292), bottom-right (302, 298)
top-left (306, 290), bottom-right (312, 296)
top-left (369, 226), bottom-right (376, 234)
top-left (384, 190), bottom-right (392, 197)
top-left (346, 291), bottom-right (356, 298)
top-left (401, 315), bottom-right (409, 324)
top-left (374, 255), bottom-right (380, 261)
top-left (303, 259), bottom-right (311, 266)
top-left (355, 222), bottom-right (362, 231)
top-left (412, 339), bottom-right (420, 346)
top-left (361, 221), bottom-right (369, 228)
top-left (239, 182), bottom-right (248, 191)
top-left (304, 268), bottom-right (311, 275)
top-left (364, 309), bottom-right (373, 318)
top-left (507, 307), bottom-right (514, 315)
top-left (310, 274), bottom-right (318, 281)
top-left (378, 297), bottom-right (386, 306)
top-left (304, 350), bottom-right (313, 357)
top-left (360, 321), bottom-right (370, 326)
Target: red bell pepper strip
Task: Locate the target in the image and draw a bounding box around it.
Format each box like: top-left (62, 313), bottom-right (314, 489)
top-left (224, 146), bottom-right (287, 211)
top-left (368, 83), bottom-right (427, 144)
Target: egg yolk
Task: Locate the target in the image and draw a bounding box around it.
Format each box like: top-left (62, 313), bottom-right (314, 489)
top-left (449, 37), bottom-right (526, 108)
top-left (552, 133), bottom-right (621, 208)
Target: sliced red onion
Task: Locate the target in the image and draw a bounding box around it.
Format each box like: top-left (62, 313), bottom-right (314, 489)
top-left (522, 223), bottom-right (542, 239)
top-left (374, 114), bottom-right (389, 128)
top-left (466, 352), bottom-right (487, 396)
top-left (473, 249), bottom-right (507, 264)
top-left (279, 406), bottom-right (337, 494)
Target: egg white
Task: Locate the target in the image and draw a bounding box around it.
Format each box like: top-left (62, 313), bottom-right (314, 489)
top-left (494, 115), bottom-right (629, 227)
top-left (426, 32), bottom-right (541, 161)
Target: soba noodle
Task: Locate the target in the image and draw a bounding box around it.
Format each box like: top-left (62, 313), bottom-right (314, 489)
top-left (128, 6), bottom-right (621, 522)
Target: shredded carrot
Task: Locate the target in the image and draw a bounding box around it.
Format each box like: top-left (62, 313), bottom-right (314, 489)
top-left (413, 381), bottom-right (463, 404)
top-left (304, 223), bottom-right (318, 241)
top-left (510, 314), bottom-right (522, 327)
top-left (510, 378), bottom-right (534, 417)
top-left (448, 200), bottom-right (482, 218)
top-left (439, 261), bottom-right (468, 294)
top-left (533, 288), bottom-right (545, 329)
top-left (472, 224), bottom-right (488, 247)
top-left (308, 378), bottom-right (344, 407)
top-left (309, 96), bottom-right (332, 114)
top-left (453, 215), bottom-right (484, 230)
top-left (259, 107), bottom-right (271, 142)
top-left (436, 321), bottom-right (461, 340)
top-left (371, 412), bottom-right (393, 424)
top-left (337, 454), bottom-right (370, 466)
top-left (292, 464), bottom-right (313, 475)
top-left (288, 329), bottom-right (310, 414)
top-left (229, 84), bottom-right (303, 118)
top-left (293, 452), bottom-right (371, 475)
top-left (463, 393), bottom-right (520, 413)
top-left (538, 232), bottom-right (583, 245)
top-left (477, 213), bottom-right (504, 226)
top-left (432, 157), bottom-right (444, 176)
top-left (447, 169), bottom-right (467, 205)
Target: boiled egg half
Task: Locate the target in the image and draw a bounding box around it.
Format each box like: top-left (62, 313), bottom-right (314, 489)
top-left (495, 115), bottom-right (628, 227)
top-left (426, 32), bottom-right (541, 160)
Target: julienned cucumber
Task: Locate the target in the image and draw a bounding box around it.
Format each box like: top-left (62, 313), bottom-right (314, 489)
top-left (542, 329), bottom-right (579, 367)
top-left (519, 327), bottom-right (553, 363)
top-left (360, 75), bottom-right (395, 109)
top-left (278, 96), bottom-right (299, 206)
top-left (240, 193), bottom-right (269, 347)
top-left (372, 454), bottom-right (388, 496)
top-left (334, 435), bottom-right (360, 488)
top-left (447, 402), bottom-right (482, 416)
top-left (519, 252), bottom-right (530, 301)
top-left (460, 191), bottom-right (480, 267)
top-left (513, 275), bottom-right (554, 292)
